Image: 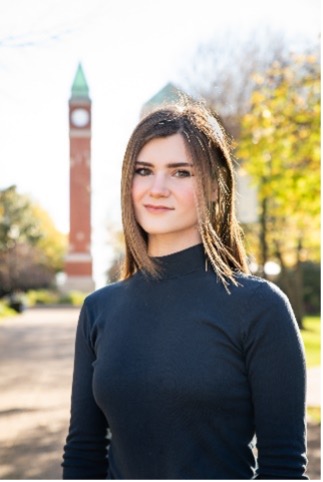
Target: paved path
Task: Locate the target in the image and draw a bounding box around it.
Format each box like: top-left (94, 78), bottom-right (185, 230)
top-left (307, 365), bottom-right (321, 407)
top-left (0, 307), bottom-right (320, 479)
top-left (0, 307), bottom-right (78, 479)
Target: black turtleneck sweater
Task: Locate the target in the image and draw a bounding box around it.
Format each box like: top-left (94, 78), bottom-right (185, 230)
top-left (62, 244), bottom-right (308, 480)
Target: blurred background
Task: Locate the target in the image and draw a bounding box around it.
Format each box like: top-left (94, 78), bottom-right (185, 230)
top-left (0, 0), bottom-right (320, 479)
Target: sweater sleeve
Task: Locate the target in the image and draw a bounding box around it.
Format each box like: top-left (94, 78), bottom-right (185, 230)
top-left (62, 302), bottom-right (109, 479)
top-left (241, 281), bottom-right (308, 479)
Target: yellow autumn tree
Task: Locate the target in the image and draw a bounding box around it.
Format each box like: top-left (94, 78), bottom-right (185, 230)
top-left (238, 53), bottom-right (320, 326)
top-left (31, 203), bottom-right (67, 272)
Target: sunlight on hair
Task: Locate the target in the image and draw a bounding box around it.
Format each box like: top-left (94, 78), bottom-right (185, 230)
top-left (207, 115), bottom-right (224, 142)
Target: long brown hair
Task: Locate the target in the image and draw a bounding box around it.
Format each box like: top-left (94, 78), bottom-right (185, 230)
top-left (120, 102), bottom-right (249, 288)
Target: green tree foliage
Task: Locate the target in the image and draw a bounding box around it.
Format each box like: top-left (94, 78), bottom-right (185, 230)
top-left (0, 185), bottom-right (42, 250)
top-left (237, 53), bottom-right (320, 326)
top-left (0, 186), bottom-right (67, 295)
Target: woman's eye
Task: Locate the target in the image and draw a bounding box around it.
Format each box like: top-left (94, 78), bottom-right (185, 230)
top-left (174, 170), bottom-right (192, 178)
top-left (134, 167), bottom-right (151, 176)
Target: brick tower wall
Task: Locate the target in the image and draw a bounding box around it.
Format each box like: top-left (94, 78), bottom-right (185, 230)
top-left (64, 94), bottom-right (95, 291)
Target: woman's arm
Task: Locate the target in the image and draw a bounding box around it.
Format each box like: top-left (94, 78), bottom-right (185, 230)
top-left (242, 281), bottom-right (308, 479)
top-left (62, 302), bottom-right (109, 479)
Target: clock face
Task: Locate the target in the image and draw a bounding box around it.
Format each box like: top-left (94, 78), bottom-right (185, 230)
top-left (71, 108), bottom-right (90, 127)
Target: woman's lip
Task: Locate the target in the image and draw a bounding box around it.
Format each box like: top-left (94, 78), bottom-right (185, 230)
top-left (144, 204), bottom-right (174, 212)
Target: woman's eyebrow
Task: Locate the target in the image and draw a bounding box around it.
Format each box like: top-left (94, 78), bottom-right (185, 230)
top-left (135, 161), bottom-right (193, 168)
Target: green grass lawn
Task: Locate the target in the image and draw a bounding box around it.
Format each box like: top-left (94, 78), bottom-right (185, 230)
top-left (301, 316), bottom-right (321, 368)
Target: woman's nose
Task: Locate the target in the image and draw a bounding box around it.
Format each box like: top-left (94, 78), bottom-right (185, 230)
top-left (149, 173), bottom-right (170, 198)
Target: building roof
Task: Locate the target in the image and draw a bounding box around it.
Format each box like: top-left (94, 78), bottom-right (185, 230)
top-left (140, 82), bottom-right (184, 117)
top-left (71, 63), bottom-right (90, 99)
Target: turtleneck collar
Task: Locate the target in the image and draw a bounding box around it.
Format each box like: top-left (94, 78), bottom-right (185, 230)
top-left (149, 243), bottom-right (205, 280)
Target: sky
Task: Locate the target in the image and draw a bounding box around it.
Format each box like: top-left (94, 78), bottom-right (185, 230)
top-left (0, 0), bottom-right (320, 287)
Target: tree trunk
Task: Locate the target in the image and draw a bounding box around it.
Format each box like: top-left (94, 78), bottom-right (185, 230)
top-left (259, 197), bottom-right (269, 279)
top-left (274, 240), bottom-right (304, 329)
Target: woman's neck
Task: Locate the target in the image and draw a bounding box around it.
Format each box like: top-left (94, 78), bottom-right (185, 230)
top-left (147, 232), bottom-right (202, 257)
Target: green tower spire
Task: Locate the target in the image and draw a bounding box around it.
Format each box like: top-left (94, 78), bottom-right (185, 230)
top-left (144, 82), bottom-right (181, 107)
top-left (140, 82), bottom-right (185, 118)
top-left (71, 63), bottom-right (90, 99)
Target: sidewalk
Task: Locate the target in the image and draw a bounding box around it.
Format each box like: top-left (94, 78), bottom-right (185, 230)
top-left (307, 366), bottom-right (321, 407)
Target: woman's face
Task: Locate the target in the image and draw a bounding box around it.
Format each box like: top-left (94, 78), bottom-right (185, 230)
top-left (132, 133), bottom-right (201, 255)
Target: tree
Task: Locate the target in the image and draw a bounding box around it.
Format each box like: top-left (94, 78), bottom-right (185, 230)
top-left (180, 29), bottom-right (319, 326)
top-left (0, 185), bottom-right (67, 296)
top-left (180, 28), bottom-right (297, 138)
top-left (0, 185), bottom-right (42, 250)
top-left (237, 52), bottom-right (320, 326)
top-left (30, 203), bottom-right (67, 273)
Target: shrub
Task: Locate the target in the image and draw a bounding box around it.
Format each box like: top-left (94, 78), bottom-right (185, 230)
top-left (26, 289), bottom-right (59, 306)
top-left (58, 291), bottom-right (86, 306)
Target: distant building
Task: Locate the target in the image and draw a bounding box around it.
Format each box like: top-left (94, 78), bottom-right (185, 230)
top-left (63, 64), bottom-right (95, 293)
top-left (140, 82), bottom-right (186, 118)
top-left (236, 168), bottom-right (258, 224)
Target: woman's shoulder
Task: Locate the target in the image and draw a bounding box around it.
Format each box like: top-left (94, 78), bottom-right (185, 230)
top-left (234, 272), bottom-right (288, 301)
top-left (229, 272), bottom-right (294, 319)
top-left (232, 273), bottom-right (297, 333)
top-left (78, 278), bottom-right (134, 330)
top-left (84, 278), bottom-right (131, 307)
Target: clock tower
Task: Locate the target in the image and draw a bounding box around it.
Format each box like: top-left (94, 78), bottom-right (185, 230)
top-left (64, 63), bottom-right (95, 293)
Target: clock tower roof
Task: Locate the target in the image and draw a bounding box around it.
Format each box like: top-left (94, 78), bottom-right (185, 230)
top-left (71, 63), bottom-right (90, 100)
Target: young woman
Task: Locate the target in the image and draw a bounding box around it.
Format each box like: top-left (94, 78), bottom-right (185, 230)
top-left (62, 103), bottom-right (308, 479)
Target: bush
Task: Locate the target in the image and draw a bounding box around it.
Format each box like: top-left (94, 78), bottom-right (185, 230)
top-left (26, 289), bottom-right (60, 306)
top-left (0, 300), bottom-right (17, 318)
top-left (26, 289), bottom-right (86, 307)
top-left (58, 291), bottom-right (86, 306)
top-left (302, 262), bottom-right (320, 315)
top-left (275, 261), bottom-right (320, 317)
